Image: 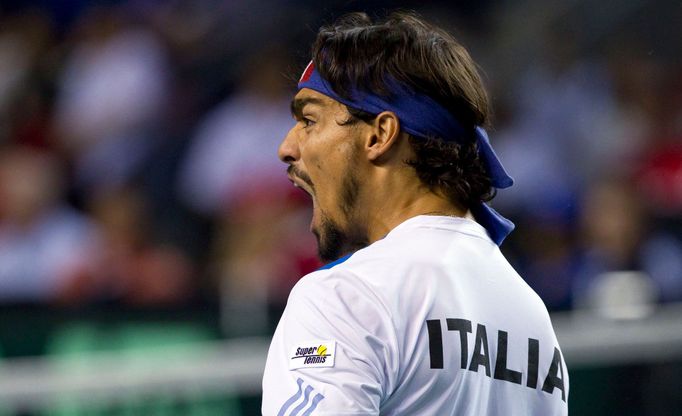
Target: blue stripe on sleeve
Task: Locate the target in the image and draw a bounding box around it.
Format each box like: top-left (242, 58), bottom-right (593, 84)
top-left (301, 393), bottom-right (325, 416)
top-left (277, 378), bottom-right (304, 416)
top-left (289, 385), bottom-right (314, 416)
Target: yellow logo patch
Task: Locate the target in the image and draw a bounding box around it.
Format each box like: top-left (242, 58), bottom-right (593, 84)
top-left (289, 340), bottom-right (336, 370)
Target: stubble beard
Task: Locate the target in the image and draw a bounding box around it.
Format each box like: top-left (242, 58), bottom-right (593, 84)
top-left (314, 170), bottom-right (369, 262)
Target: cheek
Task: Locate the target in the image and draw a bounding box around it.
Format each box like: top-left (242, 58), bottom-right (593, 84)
top-left (318, 150), bottom-right (360, 212)
top-left (318, 142), bottom-right (355, 179)
top-left (302, 130), bottom-right (346, 178)
top-left (301, 119), bottom-right (360, 196)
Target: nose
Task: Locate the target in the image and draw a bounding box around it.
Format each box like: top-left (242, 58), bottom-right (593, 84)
top-left (278, 126), bottom-right (300, 163)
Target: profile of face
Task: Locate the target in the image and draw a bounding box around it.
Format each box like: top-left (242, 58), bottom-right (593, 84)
top-left (278, 88), bottom-right (370, 262)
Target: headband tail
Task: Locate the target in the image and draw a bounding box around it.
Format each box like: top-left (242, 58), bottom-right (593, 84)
top-left (471, 203), bottom-right (515, 245)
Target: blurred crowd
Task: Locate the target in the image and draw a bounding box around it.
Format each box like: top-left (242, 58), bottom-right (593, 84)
top-left (0, 0), bottom-right (680, 336)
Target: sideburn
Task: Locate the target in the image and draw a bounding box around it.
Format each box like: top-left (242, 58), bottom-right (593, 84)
top-left (339, 168), bottom-right (369, 251)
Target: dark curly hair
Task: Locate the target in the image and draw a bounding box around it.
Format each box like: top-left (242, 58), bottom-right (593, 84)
top-left (311, 11), bottom-right (495, 209)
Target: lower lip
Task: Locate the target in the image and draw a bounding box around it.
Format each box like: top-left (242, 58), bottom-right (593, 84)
top-left (310, 199), bottom-right (319, 232)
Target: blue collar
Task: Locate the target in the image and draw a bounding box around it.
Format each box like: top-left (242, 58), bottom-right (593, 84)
top-left (317, 253), bottom-right (353, 271)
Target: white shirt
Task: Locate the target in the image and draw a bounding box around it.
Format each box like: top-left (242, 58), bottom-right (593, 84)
top-left (263, 215), bottom-right (568, 415)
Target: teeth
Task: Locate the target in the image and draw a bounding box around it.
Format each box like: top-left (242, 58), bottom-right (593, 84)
top-left (289, 176), bottom-right (312, 197)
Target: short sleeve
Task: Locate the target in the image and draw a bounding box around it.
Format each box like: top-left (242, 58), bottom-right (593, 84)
top-left (262, 269), bottom-right (396, 415)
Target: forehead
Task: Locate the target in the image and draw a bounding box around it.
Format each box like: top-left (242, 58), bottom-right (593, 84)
top-left (293, 88), bottom-right (347, 113)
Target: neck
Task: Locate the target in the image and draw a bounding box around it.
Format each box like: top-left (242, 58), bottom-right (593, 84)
top-left (349, 133), bottom-right (471, 246)
top-left (361, 179), bottom-right (469, 244)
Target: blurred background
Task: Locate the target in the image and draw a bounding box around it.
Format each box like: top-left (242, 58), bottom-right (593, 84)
top-left (0, 0), bottom-right (680, 414)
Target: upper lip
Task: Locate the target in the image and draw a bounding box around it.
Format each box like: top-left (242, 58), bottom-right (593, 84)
top-left (288, 173), bottom-right (313, 196)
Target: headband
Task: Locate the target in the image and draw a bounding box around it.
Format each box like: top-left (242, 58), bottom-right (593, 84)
top-left (298, 61), bottom-right (515, 245)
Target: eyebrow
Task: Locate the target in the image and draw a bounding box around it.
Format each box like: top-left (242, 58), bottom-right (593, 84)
top-left (290, 97), bottom-right (324, 118)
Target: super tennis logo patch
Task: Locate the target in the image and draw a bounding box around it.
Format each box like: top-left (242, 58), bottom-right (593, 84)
top-left (289, 340), bottom-right (336, 369)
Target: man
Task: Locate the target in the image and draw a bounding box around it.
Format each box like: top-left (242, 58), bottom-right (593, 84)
top-left (263, 12), bottom-right (568, 415)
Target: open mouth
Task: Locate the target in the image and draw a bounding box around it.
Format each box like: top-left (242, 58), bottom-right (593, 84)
top-left (287, 166), bottom-right (315, 199)
top-left (289, 176), bottom-right (313, 198)
top-left (287, 169), bottom-right (318, 232)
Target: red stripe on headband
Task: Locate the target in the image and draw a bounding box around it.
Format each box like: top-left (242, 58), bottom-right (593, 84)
top-left (299, 61), bottom-right (314, 83)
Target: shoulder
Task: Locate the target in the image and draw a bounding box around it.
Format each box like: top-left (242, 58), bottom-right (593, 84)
top-left (290, 245), bottom-right (405, 306)
top-left (270, 258), bottom-right (398, 389)
top-left (288, 263), bottom-right (388, 317)
top-left (279, 260), bottom-right (400, 356)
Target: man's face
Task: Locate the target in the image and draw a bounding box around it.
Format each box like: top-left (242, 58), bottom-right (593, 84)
top-left (278, 88), bottom-right (370, 261)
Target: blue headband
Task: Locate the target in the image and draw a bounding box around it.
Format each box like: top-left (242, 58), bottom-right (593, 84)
top-left (298, 62), bottom-right (515, 245)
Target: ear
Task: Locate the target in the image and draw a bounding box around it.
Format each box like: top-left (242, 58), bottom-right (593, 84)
top-left (365, 111), bottom-right (402, 162)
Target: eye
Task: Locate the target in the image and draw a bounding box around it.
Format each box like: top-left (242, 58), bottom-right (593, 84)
top-left (301, 117), bottom-right (315, 128)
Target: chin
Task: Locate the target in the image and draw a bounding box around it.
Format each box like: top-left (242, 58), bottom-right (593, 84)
top-left (314, 216), bottom-right (345, 262)
top-left (316, 215), bottom-right (371, 263)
